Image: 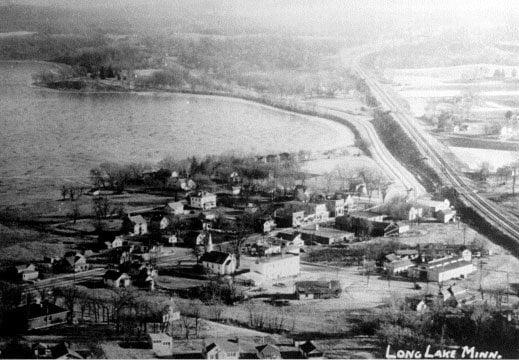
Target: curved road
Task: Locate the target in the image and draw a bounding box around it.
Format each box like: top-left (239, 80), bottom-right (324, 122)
top-left (316, 105), bottom-right (425, 198)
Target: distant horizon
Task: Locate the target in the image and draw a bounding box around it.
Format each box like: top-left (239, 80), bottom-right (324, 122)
top-left (2, 0), bottom-right (518, 39)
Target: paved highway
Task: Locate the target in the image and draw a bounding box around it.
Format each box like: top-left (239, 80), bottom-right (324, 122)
top-left (317, 105), bottom-right (426, 198)
top-left (351, 62), bottom-right (519, 255)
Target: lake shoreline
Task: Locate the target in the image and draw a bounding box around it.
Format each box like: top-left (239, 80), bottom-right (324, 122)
top-left (0, 61), bottom-right (362, 205)
top-left (32, 75), bottom-right (369, 157)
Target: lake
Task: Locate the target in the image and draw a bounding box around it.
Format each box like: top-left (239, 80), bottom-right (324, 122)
top-left (0, 61), bottom-right (354, 204)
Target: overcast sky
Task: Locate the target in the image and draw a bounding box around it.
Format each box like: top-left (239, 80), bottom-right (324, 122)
top-left (2, 0), bottom-right (518, 37)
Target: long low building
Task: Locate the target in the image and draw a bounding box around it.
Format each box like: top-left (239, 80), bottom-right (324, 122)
top-left (427, 261), bottom-right (476, 282)
top-left (276, 227), bottom-right (354, 245)
top-left (385, 258), bottom-right (415, 275)
top-left (249, 254), bottom-right (300, 279)
top-left (409, 250), bottom-right (476, 282)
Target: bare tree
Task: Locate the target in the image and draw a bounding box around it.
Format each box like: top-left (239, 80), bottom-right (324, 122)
top-left (70, 201), bottom-right (81, 224)
top-left (356, 165), bottom-right (386, 203)
top-left (210, 303), bottom-right (225, 322)
top-left (54, 286), bottom-right (80, 324)
top-left (110, 289), bottom-right (137, 333)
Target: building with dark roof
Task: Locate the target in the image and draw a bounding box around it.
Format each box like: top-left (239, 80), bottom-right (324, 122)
top-left (299, 341), bottom-right (323, 358)
top-left (16, 302), bottom-right (68, 330)
top-left (295, 280), bottom-right (342, 300)
top-left (200, 251), bottom-right (236, 275)
top-left (256, 344), bottom-right (282, 359)
top-left (103, 270), bottom-right (131, 288)
top-left (205, 339), bottom-right (240, 359)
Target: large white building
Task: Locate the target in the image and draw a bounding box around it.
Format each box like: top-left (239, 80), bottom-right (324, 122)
top-left (190, 192), bottom-right (217, 210)
top-left (249, 254), bottom-right (300, 279)
top-left (427, 261), bottom-right (476, 282)
top-left (410, 250), bottom-right (476, 282)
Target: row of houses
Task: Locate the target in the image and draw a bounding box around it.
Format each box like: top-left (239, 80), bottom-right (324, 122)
top-left (8, 252), bottom-right (90, 283)
top-left (274, 198), bottom-right (355, 228)
top-left (121, 193), bottom-right (217, 237)
top-left (149, 335), bottom-right (323, 359)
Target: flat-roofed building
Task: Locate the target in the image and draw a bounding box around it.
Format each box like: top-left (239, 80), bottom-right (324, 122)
top-left (250, 254), bottom-right (300, 279)
top-left (427, 261), bottom-right (476, 282)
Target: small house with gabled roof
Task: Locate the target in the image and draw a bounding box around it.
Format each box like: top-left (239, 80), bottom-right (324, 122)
top-left (205, 339), bottom-right (240, 359)
top-left (299, 340), bottom-right (323, 358)
top-left (103, 270), bottom-right (131, 288)
top-left (16, 301), bottom-right (69, 330)
top-left (123, 214), bottom-right (148, 236)
top-left (11, 263), bottom-right (39, 282)
top-left (165, 201), bottom-right (184, 214)
top-left (256, 343), bottom-right (282, 359)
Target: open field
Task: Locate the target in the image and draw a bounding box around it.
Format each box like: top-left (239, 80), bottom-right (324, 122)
top-left (449, 147), bottom-right (517, 171)
top-left (382, 63), bottom-right (519, 174)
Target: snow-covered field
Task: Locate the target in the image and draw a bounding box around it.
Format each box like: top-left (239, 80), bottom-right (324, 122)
top-left (449, 147), bottom-right (517, 171)
top-left (387, 64), bottom-right (519, 84)
top-left (386, 64), bottom-right (519, 117)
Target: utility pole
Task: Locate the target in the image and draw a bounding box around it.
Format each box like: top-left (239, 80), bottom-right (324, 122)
top-left (479, 260), bottom-right (484, 300)
top-left (506, 271), bottom-right (510, 303)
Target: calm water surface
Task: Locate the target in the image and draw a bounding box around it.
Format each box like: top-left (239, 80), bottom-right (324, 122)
top-left (0, 61), bottom-right (353, 203)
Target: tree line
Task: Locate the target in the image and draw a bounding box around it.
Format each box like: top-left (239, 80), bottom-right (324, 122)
top-left (89, 153), bottom-right (303, 195)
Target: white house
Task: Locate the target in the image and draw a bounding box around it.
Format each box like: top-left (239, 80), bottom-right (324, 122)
top-left (415, 198), bottom-right (451, 216)
top-left (111, 235), bottom-right (127, 248)
top-left (437, 209), bottom-right (457, 223)
top-left (305, 203), bottom-right (329, 223)
top-left (14, 263), bottom-right (39, 282)
top-left (190, 192), bottom-right (217, 210)
top-left (263, 219), bottom-right (276, 233)
top-left (200, 251), bottom-right (236, 275)
top-left (149, 332), bottom-right (173, 357)
top-left (126, 215), bottom-right (148, 236)
top-left (274, 231), bottom-right (304, 248)
top-left (165, 201), bottom-right (184, 214)
top-left (344, 195), bottom-right (355, 211)
top-left (263, 243), bottom-right (282, 256)
top-left (408, 206), bottom-right (423, 221)
top-left (103, 270), bottom-right (131, 288)
top-left (158, 216), bottom-right (170, 230)
top-left (205, 340), bottom-right (240, 360)
top-left (165, 234), bottom-right (178, 245)
top-left (249, 254), bottom-right (300, 279)
top-left (326, 199), bottom-right (345, 218)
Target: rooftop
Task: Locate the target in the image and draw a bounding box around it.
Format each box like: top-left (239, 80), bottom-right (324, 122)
top-left (253, 254), bottom-right (299, 264)
top-left (129, 215), bottom-right (147, 224)
top-left (103, 270), bottom-right (127, 280)
top-left (429, 260), bottom-right (474, 273)
top-left (295, 280), bottom-right (341, 294)
top-left (19, 302), bottom-right (68, 318)
top-left (200, 251), bottom-right (232, 264)
top-left (275, 231), bottom-right (301, 241)
top-left (206, 339), bottom-right (240, 354)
